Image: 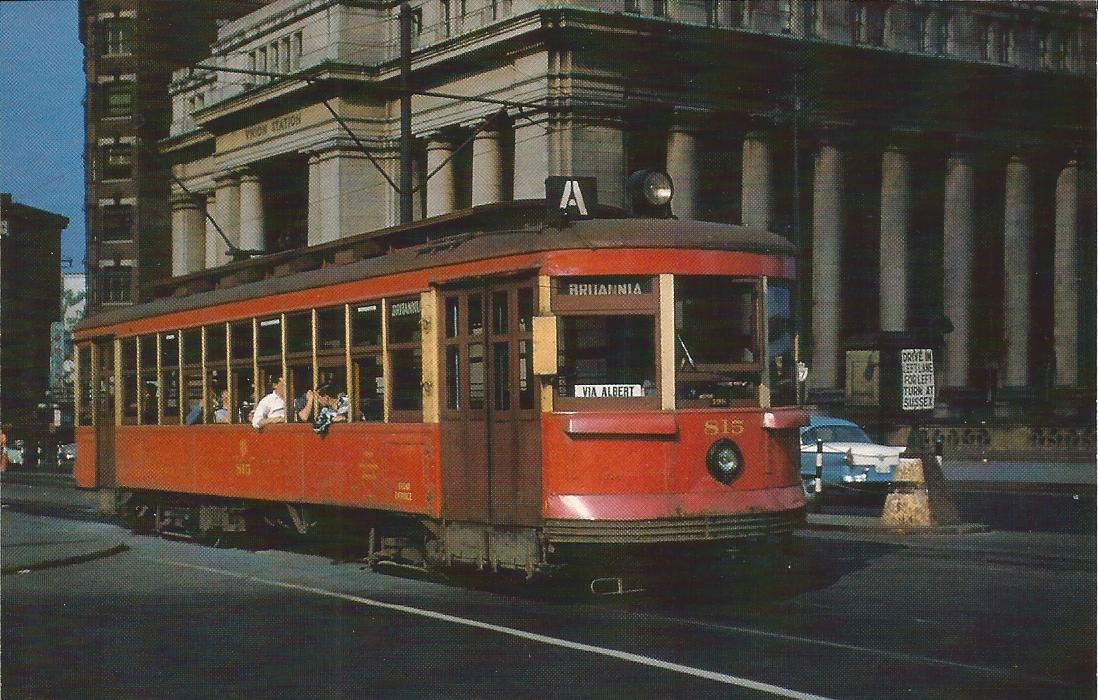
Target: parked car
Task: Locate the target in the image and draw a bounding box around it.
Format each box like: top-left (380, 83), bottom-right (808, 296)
top-left (799, 416), bottom-right (904, 499)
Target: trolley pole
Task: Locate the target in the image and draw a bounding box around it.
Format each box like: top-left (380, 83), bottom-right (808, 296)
top-left (814, 437), bottom-right (823, 512)
top-left (399, 2), bottom-right (414, 225)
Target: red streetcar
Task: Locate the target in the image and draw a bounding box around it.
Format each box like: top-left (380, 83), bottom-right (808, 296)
top-left (73, 178), bottom-right (807, 578)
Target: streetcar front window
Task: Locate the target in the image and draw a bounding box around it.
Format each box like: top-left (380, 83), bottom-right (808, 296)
top-left (675, 276), bottom-right (759, 408)
top-left (767, 281), bottom-right (796, 406)
top-left (556, 316), bottom-right (657, 401)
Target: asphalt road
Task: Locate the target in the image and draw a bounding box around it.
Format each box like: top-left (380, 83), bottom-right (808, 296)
top-left (3, 508), bottom-right (1093, 699)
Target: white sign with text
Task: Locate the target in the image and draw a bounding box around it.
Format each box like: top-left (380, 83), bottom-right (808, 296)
top-left (900, 348), bottom-right (935, 411)
top-left (574, 384), bottom-right (643, 399)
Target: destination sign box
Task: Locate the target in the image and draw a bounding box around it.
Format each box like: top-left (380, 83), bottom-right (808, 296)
top-left (557, 276), bottom-right (652, 297)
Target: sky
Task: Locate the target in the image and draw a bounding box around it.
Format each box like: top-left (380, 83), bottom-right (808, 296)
top-left (0, 0), bottom-right (86, 269)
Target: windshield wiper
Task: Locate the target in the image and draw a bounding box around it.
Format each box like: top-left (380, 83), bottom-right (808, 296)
top-left (677, 333), bottom-right (697, 370)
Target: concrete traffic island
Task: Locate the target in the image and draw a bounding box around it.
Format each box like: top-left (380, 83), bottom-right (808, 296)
top-left (880, 456), bottom-right (934, 528)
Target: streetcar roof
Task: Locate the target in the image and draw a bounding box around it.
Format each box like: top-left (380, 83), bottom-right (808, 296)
top-left (77, 204), bottom-right (793, 333)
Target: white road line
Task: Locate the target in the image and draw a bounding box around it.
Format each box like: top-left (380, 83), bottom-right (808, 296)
top-left (615, 609), bottom-right (1080, 688)
top-left (150, 557), bottom-right (835, 700)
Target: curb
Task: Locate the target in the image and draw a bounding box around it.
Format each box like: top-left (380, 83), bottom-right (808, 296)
top-left (1, 542), bottom-right (130, 576)
top-left (1, 499), bottom-right (107, 524)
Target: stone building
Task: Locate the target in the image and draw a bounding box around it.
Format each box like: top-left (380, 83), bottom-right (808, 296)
top-left (78, 0), bottom-right (268, 316)
top-left (1, 194), bottom-right (68, 466)
top-left (162, 0), bottom-right (1095, 417)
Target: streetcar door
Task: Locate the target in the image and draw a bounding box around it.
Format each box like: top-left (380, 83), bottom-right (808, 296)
top-left (439, 278), bottom-right (542, 526)
top-left (93, 338), bottom-right (117, 488)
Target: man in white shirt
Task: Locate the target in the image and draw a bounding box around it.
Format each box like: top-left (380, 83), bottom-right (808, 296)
top-left (252, 376), bottom-right (287, 429)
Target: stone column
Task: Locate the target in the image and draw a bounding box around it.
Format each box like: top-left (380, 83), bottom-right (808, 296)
top-left (741, 131), bottom-right (773, 230)
top-left (1003, 155), bottom-right (1033, 388)
top-left (879, 145), bottom-right (911, 332)
top-left (171, 192), bottom-right (195, 277)
top-left (942, 151), bottom-right (975, 388)
top-left (1053, 159), bottom-right (1080, 386)
top-left (558, 115), bottom-right (626, 208)
top-left (184, 196), bottom-right (206, 274)
top-left (666, 124), bottom-right (700, 221)
top-left (238, 170), bottom-right (265, 253)
top-left (209, 173), bottom-right (240, 267)
top-left (810, 139), bottom-right (844, 391)
top-left (425, 136), bottom-right (456, 218)
top-left (513, 117), bottom-right (551, 200)
top-left (471, 126), bottom-right (505, 206)
top-left (307, 147), bottom-right (389, 246)
top-left (204, 191), bottom-right (220, 268)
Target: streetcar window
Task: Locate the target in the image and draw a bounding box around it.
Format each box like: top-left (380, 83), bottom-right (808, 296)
top-left (162, 333), bottom-right (179, 367)
top-left (468, 295), bottom-right (483, 336)
top-left (205, 324), bottom-right (227, 366)
top-left (491, 291), bottom-right (508, 335)
top-left (389, 298), bottom-right (421, 345)
top-left (228, 321), bottom-right (254, 423)
top-left (556, 316), bottom-right (657, 400)
top-left (120, 338), bottom-right (138, 423)
top-left (78, 345), bottom-right (93, 426)
top-left (286, 312), bottom-right (311, 356)
top-left (316, 307), bottom-right (345, 352)
top-left (231, 321), bottom-right (253, 360)
top-left (767, 281), bottom-right (796, 406)
top-left (493, 341), bottom-right (510, 410)
top-left (138, 335), bottom-right (157, 424)
top-left (518, 339), bottom-right (534, 409)
top-left (469, 343), bottom-right (485, 409)
top-left (258, 317), bottom-right (281, 358)
top-left (231, 367), bottom-right (255, 423)
top-left (181, 329), bottom-right (203, 424)
top-left (353, 356), bottom-right (384, 421)
top-left (445, 345), bottom-right (460, 410)
top-left (517, 288), bottom-right (533, 333)
top-left (445, 296), bottom-right (459, 339)
top-left (390, 347), bottom-right (422, 413)
top-left (675, 277), bottom-right (760, 408)
top-left (352, 303), bottom-right (382, 347)
top-left (287, 363), bottom-right (311, 419)
top-left (388, 297), bottom-right (422, 418)
top-left (161, 333), bottom-right (180, 421)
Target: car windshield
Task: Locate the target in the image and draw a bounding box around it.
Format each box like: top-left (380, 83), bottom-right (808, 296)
top-left (811, 425), bottom-right (872, 444)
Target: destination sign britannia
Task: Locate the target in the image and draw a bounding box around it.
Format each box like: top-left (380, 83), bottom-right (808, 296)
top-left (558, 276), bottom-right (652, 296)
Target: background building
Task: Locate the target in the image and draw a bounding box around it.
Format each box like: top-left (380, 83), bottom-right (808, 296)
top-left (93, 0), bottom-right (1092, 420)
top-left (1, 193), bottom-right (68, 468)
top-left (78, 0), bottom-right (268, 316)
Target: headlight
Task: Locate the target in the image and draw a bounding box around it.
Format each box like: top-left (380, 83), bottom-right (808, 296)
top-left (706, 439), bottom-right (743, 484)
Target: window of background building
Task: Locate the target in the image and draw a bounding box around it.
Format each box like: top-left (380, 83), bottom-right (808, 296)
top-left (1040, 29), bottom-right (1066, 70)
top-left (101, 145), bottom-right (132, 180)
top-left (653, 0), bottom-right (668, 18)
top-left (853, 3), bottom-right (885, 46)
top-left (101, 266), bottom-right (132, 304)
top-left (102, 81), bottom-right (134, 117)
top-left (705, 0), bottom-right (719, 27)
top-left (292, 32), bottom-right (303, 70)
top-left (441, 0), bottom-right (452, 36)
top-left (802, 0), bottom-right (817, 37)
top-left (411, 7), bottom-right (424, 35)
top-left (281, 36), bottom-right (291, 72)
top-left (100, 17), bottom-right (133, 55)
top-left (778, 0), bottom-right (792, 33)
top-left (100, 204), bottom-right (133, 241)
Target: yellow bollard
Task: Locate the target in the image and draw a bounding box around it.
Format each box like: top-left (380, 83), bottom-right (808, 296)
top-left (879, 456), bottom-right (933, 528)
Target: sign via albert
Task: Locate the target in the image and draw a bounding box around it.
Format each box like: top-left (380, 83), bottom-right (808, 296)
top-left (900, 348), bottom-right (935, 411)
